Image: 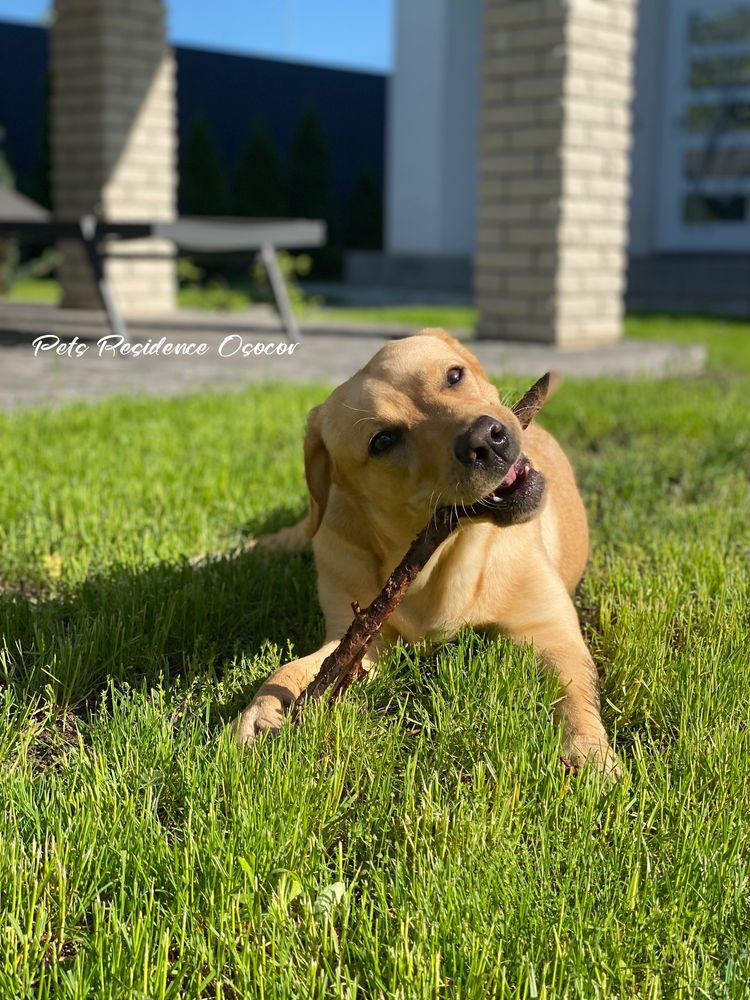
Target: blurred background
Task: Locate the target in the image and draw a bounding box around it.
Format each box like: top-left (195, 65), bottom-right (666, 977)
top-left (0, 0), bottom-right (747, 356)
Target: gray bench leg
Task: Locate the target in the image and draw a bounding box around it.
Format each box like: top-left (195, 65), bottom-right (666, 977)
top-left (260, 241), bottom-right (301, 343)
top-left (79, 214), bottom-right (130, 344)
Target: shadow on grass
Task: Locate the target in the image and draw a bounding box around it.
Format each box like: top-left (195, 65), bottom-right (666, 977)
top-left (0, 544), bottom-right (323, 723)
top-left (2, 539), bottom-right (643, 773)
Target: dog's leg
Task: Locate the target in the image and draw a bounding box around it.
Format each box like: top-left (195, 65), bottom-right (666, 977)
top-left (500, 572), bottom-right (618, 777)
top-left (235, 636), bottom-right (385, 746)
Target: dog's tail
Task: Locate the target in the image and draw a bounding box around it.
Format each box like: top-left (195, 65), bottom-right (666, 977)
top-left (190, 517), bottom-right (310, 568)
top-left (244, 517), bottom-right (310, 553)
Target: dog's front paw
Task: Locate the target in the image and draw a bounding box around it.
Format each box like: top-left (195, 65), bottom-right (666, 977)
top-left (562, 736), bottom-right (622, 781)
top-left (234, 689), bottom-right (292, 747)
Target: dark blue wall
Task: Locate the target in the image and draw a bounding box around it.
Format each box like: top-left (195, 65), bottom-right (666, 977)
top-left (176, 46), bottom-right (386, 213)
top-left (0, 22), bottom-right (49, 194)
top-left (0, 20), bottom-right (386, 214)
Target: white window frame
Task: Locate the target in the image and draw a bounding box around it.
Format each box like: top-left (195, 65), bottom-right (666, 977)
top-left (656, 0), bottom-right (750, 251)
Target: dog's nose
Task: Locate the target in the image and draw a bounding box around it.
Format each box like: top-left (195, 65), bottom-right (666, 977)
top-left (454, 416), bottom-right (513, 468)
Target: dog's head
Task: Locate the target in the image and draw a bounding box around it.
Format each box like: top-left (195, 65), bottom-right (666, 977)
top-left (304, 329), bottom-right (546, 539)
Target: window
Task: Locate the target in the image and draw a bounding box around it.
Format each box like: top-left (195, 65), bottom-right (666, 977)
top-left (683, 194), bottom-right (747, 222)
top-left (690, 55), bottom-right (750, 90)
top-left (687, 101), bottom-right (750, 134)
top-left (689, 9), bottom-right (750, 45)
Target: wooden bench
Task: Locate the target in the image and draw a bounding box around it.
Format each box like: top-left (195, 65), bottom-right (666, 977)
top-left (0, 187), bottom-right (326, 343)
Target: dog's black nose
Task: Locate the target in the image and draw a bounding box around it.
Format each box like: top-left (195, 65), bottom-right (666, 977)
top-left (454, 416), bottom-right (513, 468)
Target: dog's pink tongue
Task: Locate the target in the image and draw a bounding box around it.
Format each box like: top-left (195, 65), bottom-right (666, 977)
top-left (499, 463), bottom-right (518, 488)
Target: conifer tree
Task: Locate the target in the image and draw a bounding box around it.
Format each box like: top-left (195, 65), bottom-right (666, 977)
top-left (289, 107), bottom-right (334, 223)
top-left (234, 122), bottom-right (287, 218)
top-left (179, 115), bottom-right (230, 216)
top-left (344, 165), bottom-right (382, 249)
top-left (289, 107), bottom-right (340, 275)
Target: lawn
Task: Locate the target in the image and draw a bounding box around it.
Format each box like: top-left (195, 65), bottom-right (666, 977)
top-left (301, 304), bottom-right (478, 330)
top-left (1, 275), bottom-right (478, 328)
top-left (3, 277), bottom-right (61, 305)
top-left (0, 318), bottom-right (748, 997)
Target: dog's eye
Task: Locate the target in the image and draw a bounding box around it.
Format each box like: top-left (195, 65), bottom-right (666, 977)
top-left (369, 429), bottom-right (401, 455)
top-left (447, 366), bottom-right (464, 386)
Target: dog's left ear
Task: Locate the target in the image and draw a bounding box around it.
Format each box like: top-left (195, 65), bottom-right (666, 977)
top-left (417, 327), bottom-right (489, 382)
top-left (303, 405), bottom-right (331, 538)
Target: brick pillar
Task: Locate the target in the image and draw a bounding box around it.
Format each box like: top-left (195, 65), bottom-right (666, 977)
top-left (475, 0), bottom-right (637, 345)
top-left (51, 0), bottom-right (176, 316)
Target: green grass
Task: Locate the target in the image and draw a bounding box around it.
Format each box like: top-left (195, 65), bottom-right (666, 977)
top-left (1, 278), bottom-right (476, 328)
top-left (301, 304), bottom-right (478, 329)
top-left (1, 277), bottom-right (245, 312)
top-left (2, 276), bottom-right (478, 328)
top-left (177, 284), bottom-right (250, 312)
top-left (626, 313), bottom-right (750, 371)
top-left (1, 319), bottom-right (749, 997)
top-left (2, 277), bottom-right (60, 305)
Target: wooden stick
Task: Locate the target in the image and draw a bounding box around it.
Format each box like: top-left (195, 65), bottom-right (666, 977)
top-left (295, 372), bottom-right (555, 709)
top-left (295, 505), bottom-right (460, 708)
top-left (512, 372), bottom-right (557, 430)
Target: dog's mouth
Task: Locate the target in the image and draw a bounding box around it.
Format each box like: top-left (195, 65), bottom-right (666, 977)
top-left (486, 454), bottom-right (533, 501)
top-left (464, 454), bottom-right (546, 526)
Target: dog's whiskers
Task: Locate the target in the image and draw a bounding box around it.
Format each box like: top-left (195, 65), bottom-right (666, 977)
top-left (343, 403), bottom-right (376, 415)
top-left (450, 482), bottom-right (462, 529)
top-left (426, 490), bottom-right (437, 528)
top-left (429, 489), bottom-right (447, 531)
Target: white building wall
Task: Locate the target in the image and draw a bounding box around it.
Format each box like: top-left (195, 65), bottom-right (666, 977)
top-left (387, 0), bottom-right (659, 264)
top-left (628, 0), bottom-right (665, 257)
top-left (376, 0), bottom-right (750, 315)
top-left (439, 0), bottom-right (482, 254)
top-left (386, 0), bottom-right (482, 256)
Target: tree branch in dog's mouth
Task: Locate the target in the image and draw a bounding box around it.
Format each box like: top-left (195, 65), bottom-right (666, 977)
top-left (511, 372), bottom-right (557, 430)
top-left (295, 372), bottom-right (556, 709)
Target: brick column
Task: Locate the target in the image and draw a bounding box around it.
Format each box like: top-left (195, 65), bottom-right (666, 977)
top-left (475, 0), bottom-right (637, 345)
top-left (51, 0), bottom-right (176, 316)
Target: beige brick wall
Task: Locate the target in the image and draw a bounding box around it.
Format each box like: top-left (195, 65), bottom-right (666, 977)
top-left (52, 0), bottom-right (176, 316)
top-left (475, 0), bottom-right (637, 346)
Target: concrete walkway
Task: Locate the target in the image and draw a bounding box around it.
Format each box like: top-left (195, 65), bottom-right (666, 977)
top-left (0, 302), bottom-right (706, 411)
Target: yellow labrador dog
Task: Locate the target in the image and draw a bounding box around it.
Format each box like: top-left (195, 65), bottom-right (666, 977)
top-left (236, 329), bottom-right (617, 775)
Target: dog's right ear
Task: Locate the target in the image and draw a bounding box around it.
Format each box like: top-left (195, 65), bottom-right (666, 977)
top-left (303, 405), bottom-right (331, 538)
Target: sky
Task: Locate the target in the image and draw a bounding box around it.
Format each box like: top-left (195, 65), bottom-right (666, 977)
top-left (0, 0), bottom-right (394, 73)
